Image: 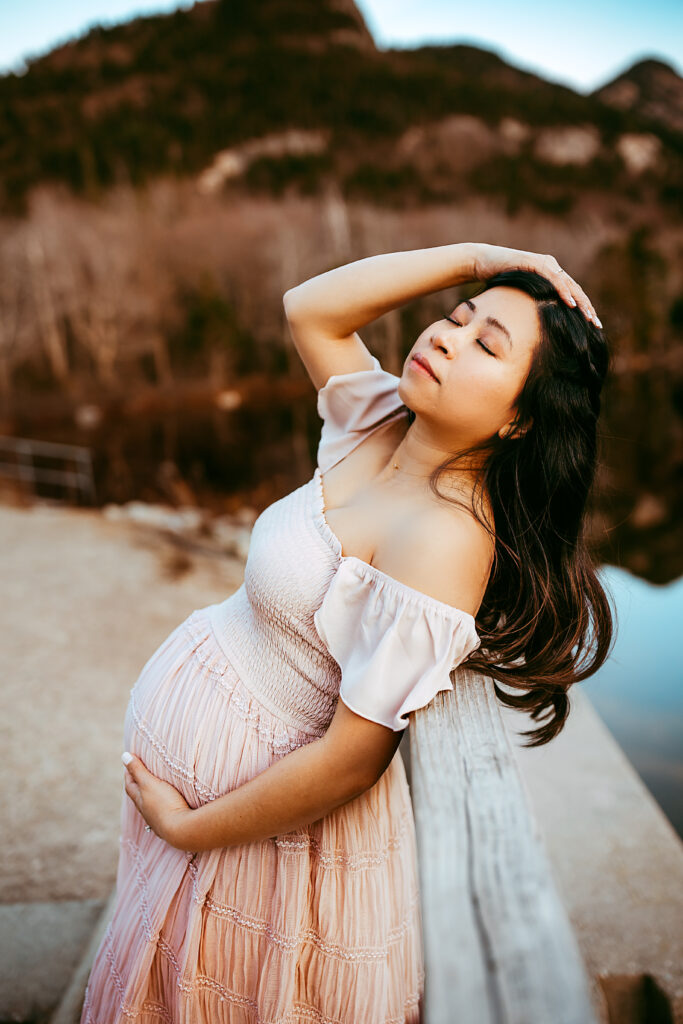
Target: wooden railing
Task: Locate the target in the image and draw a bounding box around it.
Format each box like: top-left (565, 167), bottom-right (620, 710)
top-left (409, 668), bottom-right (599, 1024)
top-left (0, 435), bottom-right (96, 504)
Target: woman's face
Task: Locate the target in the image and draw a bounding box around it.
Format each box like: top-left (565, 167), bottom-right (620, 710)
top-left (398, 285), bottom-right (542, 450)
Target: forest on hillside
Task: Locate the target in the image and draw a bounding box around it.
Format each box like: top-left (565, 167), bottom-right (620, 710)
top-left (1, 0), bottom-right (681, 215)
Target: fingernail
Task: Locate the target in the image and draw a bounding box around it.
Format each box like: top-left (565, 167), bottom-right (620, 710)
top-left (568, 296), bottom-right (577, 307)
top-left (595, 316), bottom-right (603, 328)
top-left (121, 751), bottom-right (133, 766)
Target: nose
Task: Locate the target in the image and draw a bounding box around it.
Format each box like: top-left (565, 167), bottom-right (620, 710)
top-left (430, 321), bottom-right (458, 356)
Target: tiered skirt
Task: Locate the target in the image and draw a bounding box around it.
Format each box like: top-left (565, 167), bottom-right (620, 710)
top-left (81, 605), bottom-right (424, 1023)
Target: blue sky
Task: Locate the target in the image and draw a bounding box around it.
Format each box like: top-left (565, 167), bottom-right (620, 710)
top-left (0, 0), bottom-right (681, 93)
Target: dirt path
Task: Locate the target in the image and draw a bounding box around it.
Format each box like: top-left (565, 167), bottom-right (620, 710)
top-left (0, 501), bottom-right (245, 902)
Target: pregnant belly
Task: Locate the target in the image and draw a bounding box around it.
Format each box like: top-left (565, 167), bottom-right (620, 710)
top-left (122, 615), bottom-right (209, 805)
top-left (121, 607), bottom-right (301, 809)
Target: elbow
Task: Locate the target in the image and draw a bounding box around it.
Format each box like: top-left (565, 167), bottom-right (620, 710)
top-left (345, 758), bottom-right (390, 797)
top-left (333, 762), bottom-right (379, 801)
top-left (320, 715), bottom-right (402, 799)
top-left (283, 287), bottom-right (302, 321)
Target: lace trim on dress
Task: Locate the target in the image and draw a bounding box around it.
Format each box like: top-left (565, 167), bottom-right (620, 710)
top-left (82, 939), bottom-right (176, 1023)
top-left (123, 833), bottom-right (416, 963)
top-left (89, 835), bottom-right (422, 1023)
top-left (183, 610), bottom-right (327, 751)
top-left (200, 889), bottom-right (420, 962)
top-left (85, 973), bottom-right (419, 1024)
top-left (129, 689), bottom-right (221, 802)
top-left (272, 805), bottom-right (413, 869)
top-left (82, 919), bottom-right (167, 1023)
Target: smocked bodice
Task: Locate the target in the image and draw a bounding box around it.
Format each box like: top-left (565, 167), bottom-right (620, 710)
top-left (208, 470), bottom-right (344, 737)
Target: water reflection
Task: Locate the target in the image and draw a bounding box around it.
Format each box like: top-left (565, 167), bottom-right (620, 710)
top-left (584, 566), bottom-right (683, 839)
top-left (32, 392), bottom-right (321, 512)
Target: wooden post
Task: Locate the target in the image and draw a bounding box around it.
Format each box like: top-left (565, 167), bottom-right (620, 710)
top-left (409, 667), bottom-right (599, 1024)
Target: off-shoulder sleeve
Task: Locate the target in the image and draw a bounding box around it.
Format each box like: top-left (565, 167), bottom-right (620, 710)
top-left (316, 355), bottom-right (406, 474)
top-left (314, 558), bottom-right (481, 731)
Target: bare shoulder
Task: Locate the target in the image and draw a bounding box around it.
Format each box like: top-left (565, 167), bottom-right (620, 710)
top-left (373, 489), bottom-right (495, 617)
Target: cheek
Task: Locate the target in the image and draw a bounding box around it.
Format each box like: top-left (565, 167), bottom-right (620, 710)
top-left (441, 366), bottom-right (514, 426)
top-left (447, 359), bottom-right (507, 397)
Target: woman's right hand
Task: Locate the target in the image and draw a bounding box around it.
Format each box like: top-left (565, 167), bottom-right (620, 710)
top-left (468, 243), bottom-right (601, 327)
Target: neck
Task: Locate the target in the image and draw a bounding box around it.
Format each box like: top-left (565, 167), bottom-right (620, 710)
top-left (385, 424), bottom-right (486, 484)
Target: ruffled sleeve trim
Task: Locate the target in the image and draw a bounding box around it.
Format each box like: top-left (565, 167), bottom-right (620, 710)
top-left (316, 355), bottom-right (407, 474)
top-left (314, 557), bottom-right (481, 732)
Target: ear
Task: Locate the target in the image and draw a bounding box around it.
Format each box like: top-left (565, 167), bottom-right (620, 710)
top-left (499, 416), bottom-right (533, 441)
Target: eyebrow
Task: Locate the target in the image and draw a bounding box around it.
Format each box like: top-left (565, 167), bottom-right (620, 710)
top-left (460, 299), bottom-right (513, 351)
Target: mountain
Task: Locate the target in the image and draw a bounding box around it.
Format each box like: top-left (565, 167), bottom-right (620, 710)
top-left (0, 0), bottom-right (681, 216)
top-left (593, 58), bottom-right (683, 135)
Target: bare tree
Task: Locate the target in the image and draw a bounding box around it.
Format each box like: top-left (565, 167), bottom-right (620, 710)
top-left (25, 230), bottom-right (70, 385)
top-left (0, 236), bottom-right (32, 400)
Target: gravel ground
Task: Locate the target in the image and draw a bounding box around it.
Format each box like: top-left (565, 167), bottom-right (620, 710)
top-left (0, 499), bottom-right (245, 902)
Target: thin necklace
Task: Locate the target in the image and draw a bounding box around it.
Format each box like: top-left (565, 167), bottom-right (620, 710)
top-left (390, 452), bottom-right (431, 478)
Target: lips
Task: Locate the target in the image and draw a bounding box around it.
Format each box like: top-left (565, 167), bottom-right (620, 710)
top-left (411, 353), bottom-right (439, 382)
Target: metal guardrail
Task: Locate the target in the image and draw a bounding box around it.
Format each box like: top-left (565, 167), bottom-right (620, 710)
top-left (0, 435), bottom-right (96, 504)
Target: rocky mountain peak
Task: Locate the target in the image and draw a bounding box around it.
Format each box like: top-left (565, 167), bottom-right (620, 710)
top-left (593, 57), bottom-right (683, 134)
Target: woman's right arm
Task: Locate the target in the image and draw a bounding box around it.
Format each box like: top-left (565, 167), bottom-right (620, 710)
top-left (283, 242), bottom-right (598, 391)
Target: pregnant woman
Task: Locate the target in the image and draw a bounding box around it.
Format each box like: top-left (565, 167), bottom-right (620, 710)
top-left (81, 241), bottom-right (612, 1023)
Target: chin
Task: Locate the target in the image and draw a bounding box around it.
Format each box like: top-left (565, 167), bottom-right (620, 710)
top-left (399, 372), bottom-right (434, 402)
top-left (396, 378), bottom-right (413, 408)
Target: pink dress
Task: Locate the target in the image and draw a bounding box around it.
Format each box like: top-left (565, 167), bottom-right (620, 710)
top-left (81, 356), bottom-right (481, 1024)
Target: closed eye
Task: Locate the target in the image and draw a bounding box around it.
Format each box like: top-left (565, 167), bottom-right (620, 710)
top-left (443, 313), bottom-right (496, 357)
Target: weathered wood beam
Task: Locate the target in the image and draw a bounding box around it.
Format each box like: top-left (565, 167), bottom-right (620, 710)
top-left (409, 667), bottom-right (599, 1024)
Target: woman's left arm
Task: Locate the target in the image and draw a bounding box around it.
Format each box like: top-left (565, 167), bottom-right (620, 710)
top-left (122, 702), bottom-right (400, 851)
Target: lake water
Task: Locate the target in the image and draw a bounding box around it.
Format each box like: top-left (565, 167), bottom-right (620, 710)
top-left (583, 565), bottom-right (683, 839)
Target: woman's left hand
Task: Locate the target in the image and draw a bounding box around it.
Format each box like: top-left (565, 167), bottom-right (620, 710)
top-left (468, 243), bottom-right (602, 327)
top-left (122, 751), bottom-right (193, 849)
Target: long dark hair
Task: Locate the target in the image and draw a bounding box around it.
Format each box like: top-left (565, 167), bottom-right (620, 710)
top-left (405, 268), bottom-right (616, 747)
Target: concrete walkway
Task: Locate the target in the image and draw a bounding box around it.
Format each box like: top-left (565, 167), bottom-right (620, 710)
top-left (0, 899), bottom-right (104, 1022)
top-left (1, 501), bottom-right (243, 906)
